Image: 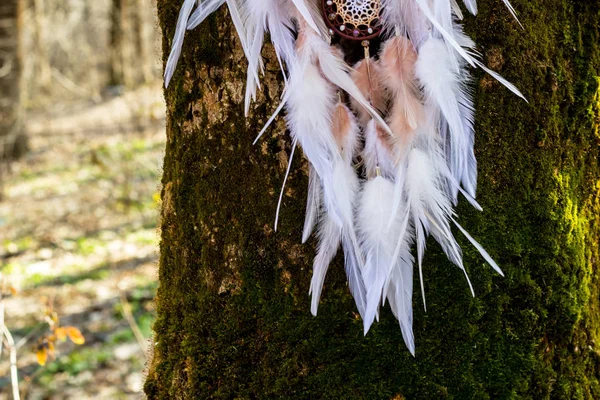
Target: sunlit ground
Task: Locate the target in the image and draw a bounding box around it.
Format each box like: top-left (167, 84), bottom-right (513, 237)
top-left (0, 84), bottom-right (165, 399)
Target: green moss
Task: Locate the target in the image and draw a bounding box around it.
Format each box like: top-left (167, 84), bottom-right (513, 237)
top-left (146, 1), bottom-right (600, 399)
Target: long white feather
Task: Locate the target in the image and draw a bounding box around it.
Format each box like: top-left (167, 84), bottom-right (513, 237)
top-left (289, 0), bottom-right (322, 36)
top-left (243, 0), bottom-right (299, 115)
top-left (386, 250), bottom-right (415, 355)
top-left (380, 0), bottom-right (429, 48)
top-left (186, 0), bottom-right (225, 29)
top-left (451, 0), bottom-right (464, 20)
top-left (285, 60), bottom-right (338, 199)
top-left (462, 0), bottom-right (477, 15)
top-left (405, 146), bottom-right (475, 297)
top-left (452, 218), bottom-right (504, 277)
top-left (415, 0), bottom-right (526, 101)
top-left (302, 165), bottom-right (321, 243)
top-left (274, 138), bottom-right (297, 231)
top-left (298, 29), bottom-right (392, 135)
top-left (164, 0), bottom-right (199, 88)
top-left (310, 103), bottom-right (366, 317)
top-left (415, 37), bottom-right (477, 199)
top-left (309, 214), bottom-right (341, 316)
top-left (501, 0), bottom-right (523, 28)
top-left (413, 0), bottom-right (475, 67)
top-left (358, 177), bottom-right (401, 333)
top-left (362, 120), bottom-right (396, 180)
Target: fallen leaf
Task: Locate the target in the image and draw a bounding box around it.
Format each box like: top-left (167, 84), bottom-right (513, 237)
top-left (65, 327), bottom-right (85, 345)
top-left (36, 349), bottom-right (48, 366)
top-left (55, 327), bottom-right (67, 342)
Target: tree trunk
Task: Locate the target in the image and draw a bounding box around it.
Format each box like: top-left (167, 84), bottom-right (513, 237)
top-left (109, 0), bottom-right (128, 86)
top-left (0, 0), bottom-right (27, 175)
top-left (146, 2), bottom-right (600, 398)
top-left (133, 0), bottom-right (153, 85)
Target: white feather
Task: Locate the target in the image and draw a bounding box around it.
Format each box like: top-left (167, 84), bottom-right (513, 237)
top-left (362, 120), bottom-right (396, 180)
top-left (274, 138), bottom-right (297, 231)
top-left (331, 109), bottom-right (367, 316)
top-left (186, 0), bottom-right (225, 29)
top-left (501, 0), bottom-right (523, 28)
top-left (380, 0), bottom-right (429, 48)
top-left (415, 0), bottom-right (527, 101)
top-left (243, 0), bottom-right (301, 115)
top-left (298, 30), bottom-right (392, 135)
top-left (289, 0), bottom-right (322, 36)
top-left (302, 165), bottom-right (321, 243)
top-left (309, 214), bottom-right (341, 316)
top-left (462, 0), bottom-right (477, 15)
top-left (451, 0), bottom-right (464, 20)
top-left (358, 177), bottom-right (400, 333)
top-left (386, 251), bottom-right (415, 355)
top-left (309, 160), bottom-right (366, 317)
top-left (415, 37), bottom-right (477, 199)
top-left (285, 60), bottom-right (338, 200)
top-left (413, 0), bottom-right (475, 67)
top-left (309, 105), bottom-right (366, 317)
top-left (164, 0), bottom-right (200, 88)
top-left (452, 218), bottom-right (504, 277)
top-left (405, 146), bottom-right (475, 297)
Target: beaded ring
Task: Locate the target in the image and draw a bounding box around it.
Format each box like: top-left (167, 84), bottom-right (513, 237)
top-left (322, 0), bottom-right (382, 41)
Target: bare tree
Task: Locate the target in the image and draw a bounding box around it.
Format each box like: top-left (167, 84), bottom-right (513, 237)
top-left (0, 0), bottom-right (28, 187)
top-left (109, 0), bottom-right (128, 86)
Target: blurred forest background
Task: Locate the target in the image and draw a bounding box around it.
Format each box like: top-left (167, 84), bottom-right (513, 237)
top-left (1, 0), bottom-right (164, 398)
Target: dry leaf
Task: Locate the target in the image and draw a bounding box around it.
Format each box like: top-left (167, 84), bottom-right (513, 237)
top-left (55, 327), bottom-right (67, 342)
top-left (36, 349), bottom-right (48, 366)
top-left (65, 327), bottom-right (85, 345)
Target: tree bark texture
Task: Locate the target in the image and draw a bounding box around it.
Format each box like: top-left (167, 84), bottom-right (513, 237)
top-left (146, 1), bottom-right (600, 398)
top-left (0, 0), bottom-right (26, 167)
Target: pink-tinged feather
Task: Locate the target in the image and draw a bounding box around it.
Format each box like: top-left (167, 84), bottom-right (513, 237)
top-left (379, 36), bottom-right (423, 152)
top-left (350, 59), bottom-right (389, 126)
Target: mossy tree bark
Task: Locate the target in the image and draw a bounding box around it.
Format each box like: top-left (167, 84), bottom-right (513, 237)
top-left (146, 1), bottom-right (600, 398)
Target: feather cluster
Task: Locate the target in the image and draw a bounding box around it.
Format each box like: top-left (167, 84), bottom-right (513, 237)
top-left (166, 0), bottom-right (524, 354)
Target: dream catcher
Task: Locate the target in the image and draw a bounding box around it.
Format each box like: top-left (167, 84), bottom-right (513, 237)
top-left (165, 0), bottom-right (525, 355)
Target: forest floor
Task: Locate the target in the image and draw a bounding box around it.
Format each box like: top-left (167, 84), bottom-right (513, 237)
top-left (0, 84), bottom-right (165, 399)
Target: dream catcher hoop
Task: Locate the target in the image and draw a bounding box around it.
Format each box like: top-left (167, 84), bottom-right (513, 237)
top-left (165, 0), bottom-right (526, 356)
top-left (322, 0), bottom-right (382, 41)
